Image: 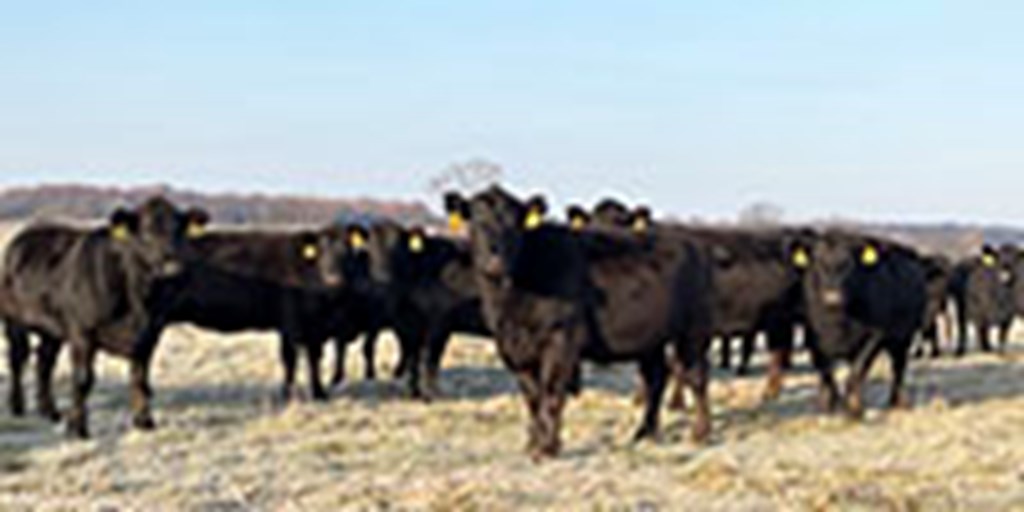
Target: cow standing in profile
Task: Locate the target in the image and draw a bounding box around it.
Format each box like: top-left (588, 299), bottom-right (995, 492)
top-left (588, 200), bottom-right (808, 403)
top-left (1, 197), bottom-right (206, 438)
top-left (461, 186), bottom-right (716, 459)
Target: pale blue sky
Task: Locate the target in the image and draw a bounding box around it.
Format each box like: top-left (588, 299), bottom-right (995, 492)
top-left (1, 1), bottom-right (1023, 223)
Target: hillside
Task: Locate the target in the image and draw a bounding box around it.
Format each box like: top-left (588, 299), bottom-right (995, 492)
top-left (0, 184), bottom-right (437, 227)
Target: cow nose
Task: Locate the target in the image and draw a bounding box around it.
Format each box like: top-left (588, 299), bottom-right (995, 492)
top-left (484, 256), bottom-right (505, 277)
top-left (161, 260), bottom-right (184, 277)
top-left (822, 289), bottom-right (844, 308)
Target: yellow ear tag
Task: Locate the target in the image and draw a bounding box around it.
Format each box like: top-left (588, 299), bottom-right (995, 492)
top-left (792, 248), bottom-right (810, 269)
top-left (302, 244), bottom-right (319, 261)
top-left (523, 209), bottom-right (543, 230)
top-left (448, 213), bottom-right (464, 232)
top-left (861, 245), bottom-right (879, 266)
top-left (111, 224), bottom-right (130, 241)
top-left (409, 234), bottom-right (425, 253)
top-left (348, 231), bottom-right (366, 250)
top-left (187, 222), bottom-right (206, 239)
top-left (570, 215), bottom-right (586, 231)
top-left (982, 253), bottom-right (997, 267)
top-left (632, 217), bottom-right (649, 233)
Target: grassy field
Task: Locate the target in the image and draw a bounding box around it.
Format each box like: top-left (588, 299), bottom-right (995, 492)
top-left (1, 224), bottom-right (1024, 510)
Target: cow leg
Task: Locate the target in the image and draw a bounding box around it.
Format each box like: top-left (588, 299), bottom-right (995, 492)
top-left (977, 323), bottom-right (992, 352)
top-left (306, 341), bottom-right (328, 402)
top-left (279, 339), bottom-right (298, 403)
top-left (535, 333), bottom-right (577, 458)
top-left (997, 321), bottom-right (1012, 354)
top-left (737, 334), bottom-right (756, 376)
top-left (809, 347), bottom-right (839, 413)
top-left (954, 303), bottom-right (968, 357)
top-left (845, 341), bottom-right (884, 419)
top-left (762, 326), bottom-right (792, 402)
top-left (35, 334), bottom-right (62, 422)
top-left (362, 329), bottom-right (379, 381)
top-left (5, 324), bottom-right (30, 416)
top-left (920, 321), bottom-right (941, 359)
top-left (886, 343), bottom-right (911, 410)
top-left (566, 363), bottom-right (583, 397)
top-left (632, 351), bottom-right (667, 442)
top-left (676, 338), bottom-right (712, 444)
top-left (129, 320), bottom-right (165, 431)
top-left (513, 367), bottom-right (543, 457)
top-left (423, 326), bottom-right (453, 400)
top-left (719, 336), bottom-right (732, 370)
top-left (66, 341), bottom-right (96, 439)
top-left (330, 338), bottom-right (347, 389)
top-left (666, 349), bottom-right (687, 411)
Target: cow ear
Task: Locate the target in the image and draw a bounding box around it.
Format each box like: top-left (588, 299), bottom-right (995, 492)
top-left (298, 232), bottom-right (320, 262)
top-left (981, 245), bottom-right (998, 267)
top-left (444, 192), bottom-right (470, 231)
top-left (109, 209), bottom-right (138, 240)
top-left (631, 207), bottom-right (652, 233)
top-left (407, 227), bottom-right (426, 253)
top-left (566, 206), bottom-right (589, 231)
top-left (523, 196), bottom-right (547, 230)
top-left (346, 225), bottom-right (369, 251)
top-left (185, 208), bottom-right (210, 239)
top-left (860, 244), bottom-right (880, 267)
top-left (790, 245), bottom-right (811, 269)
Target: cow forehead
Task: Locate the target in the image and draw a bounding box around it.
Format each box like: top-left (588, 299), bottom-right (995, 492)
top-left (137, 197), bottom-right (182, 220)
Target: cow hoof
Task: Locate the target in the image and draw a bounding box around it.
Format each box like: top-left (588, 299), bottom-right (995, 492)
top-left (133, 415), bottom-right (157, 431)
top-left (65, 421), bottom-right (89, 440)
top-left (690, 423), bottom-right (711, 445)
top-left (9, 402), bottom-right (26, 417)
top-left (631, 425), bottom-right (658, 443)
top-left (39, 407), bottom-right (62, 423)
top-left (667, 394), bottom-right (687, 412)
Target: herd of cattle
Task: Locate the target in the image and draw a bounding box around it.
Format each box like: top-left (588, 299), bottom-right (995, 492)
top-left (1, 187), bottom-right (1022, 460)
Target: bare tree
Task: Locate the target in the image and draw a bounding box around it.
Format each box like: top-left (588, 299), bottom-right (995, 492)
top-left (427, 158), bottom-right (504, 195)
top-left (737, 201), bottom-right (785, 227)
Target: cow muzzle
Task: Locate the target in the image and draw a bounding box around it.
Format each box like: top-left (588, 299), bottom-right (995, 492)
top-left (160, 260), bottom-right (185, 277)
top-left (821, 289), bottom-right (844, 309)
top-left (483, 255), bottom-right (506, 279)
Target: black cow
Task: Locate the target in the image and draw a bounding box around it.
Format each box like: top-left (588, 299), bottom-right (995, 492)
top-left (590, 200), bottom-right (806, 403)
top-left (790, 231), bottom-right (927, 417)
top-left (129, 225), bottom-right (373, 404)
top-left (338, 220), bottom-right (491, 400)
top-left (912, 254), bottom-right (953, 358)
top-left (463, 186), bottom-right (716, 459)
top-left (1, 198), bottom-right (204, 438)
top-left (949, 246), bottom-right (1016, 355)
top-left (1000, 244), bottom-right (1024, 322)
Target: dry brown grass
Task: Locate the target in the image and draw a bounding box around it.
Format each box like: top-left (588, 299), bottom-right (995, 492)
top-left (1, 223), bottom-right (1024, 510)
top-left (2, 329), bottom-right (1024, 511)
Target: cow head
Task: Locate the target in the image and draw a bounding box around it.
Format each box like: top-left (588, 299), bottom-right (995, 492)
top-left (306, 224), bottom-right (372, 288)
top-left (565, 205), bottom-right (590, 231)
top-left (592, 198), bottom-right (632, 227)
top-left (465, 186), bottom-right (546, 282)
top-left (591, 199), bottom-right (652, 234)
top-left (444, 192), bottom-right (470, 235)
top-left (980, 244), bottom-right (1016, 286)
top-left (793, 233), bottom-right (886, 312)
top-left (108, 197), bottom-right (207, 278)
